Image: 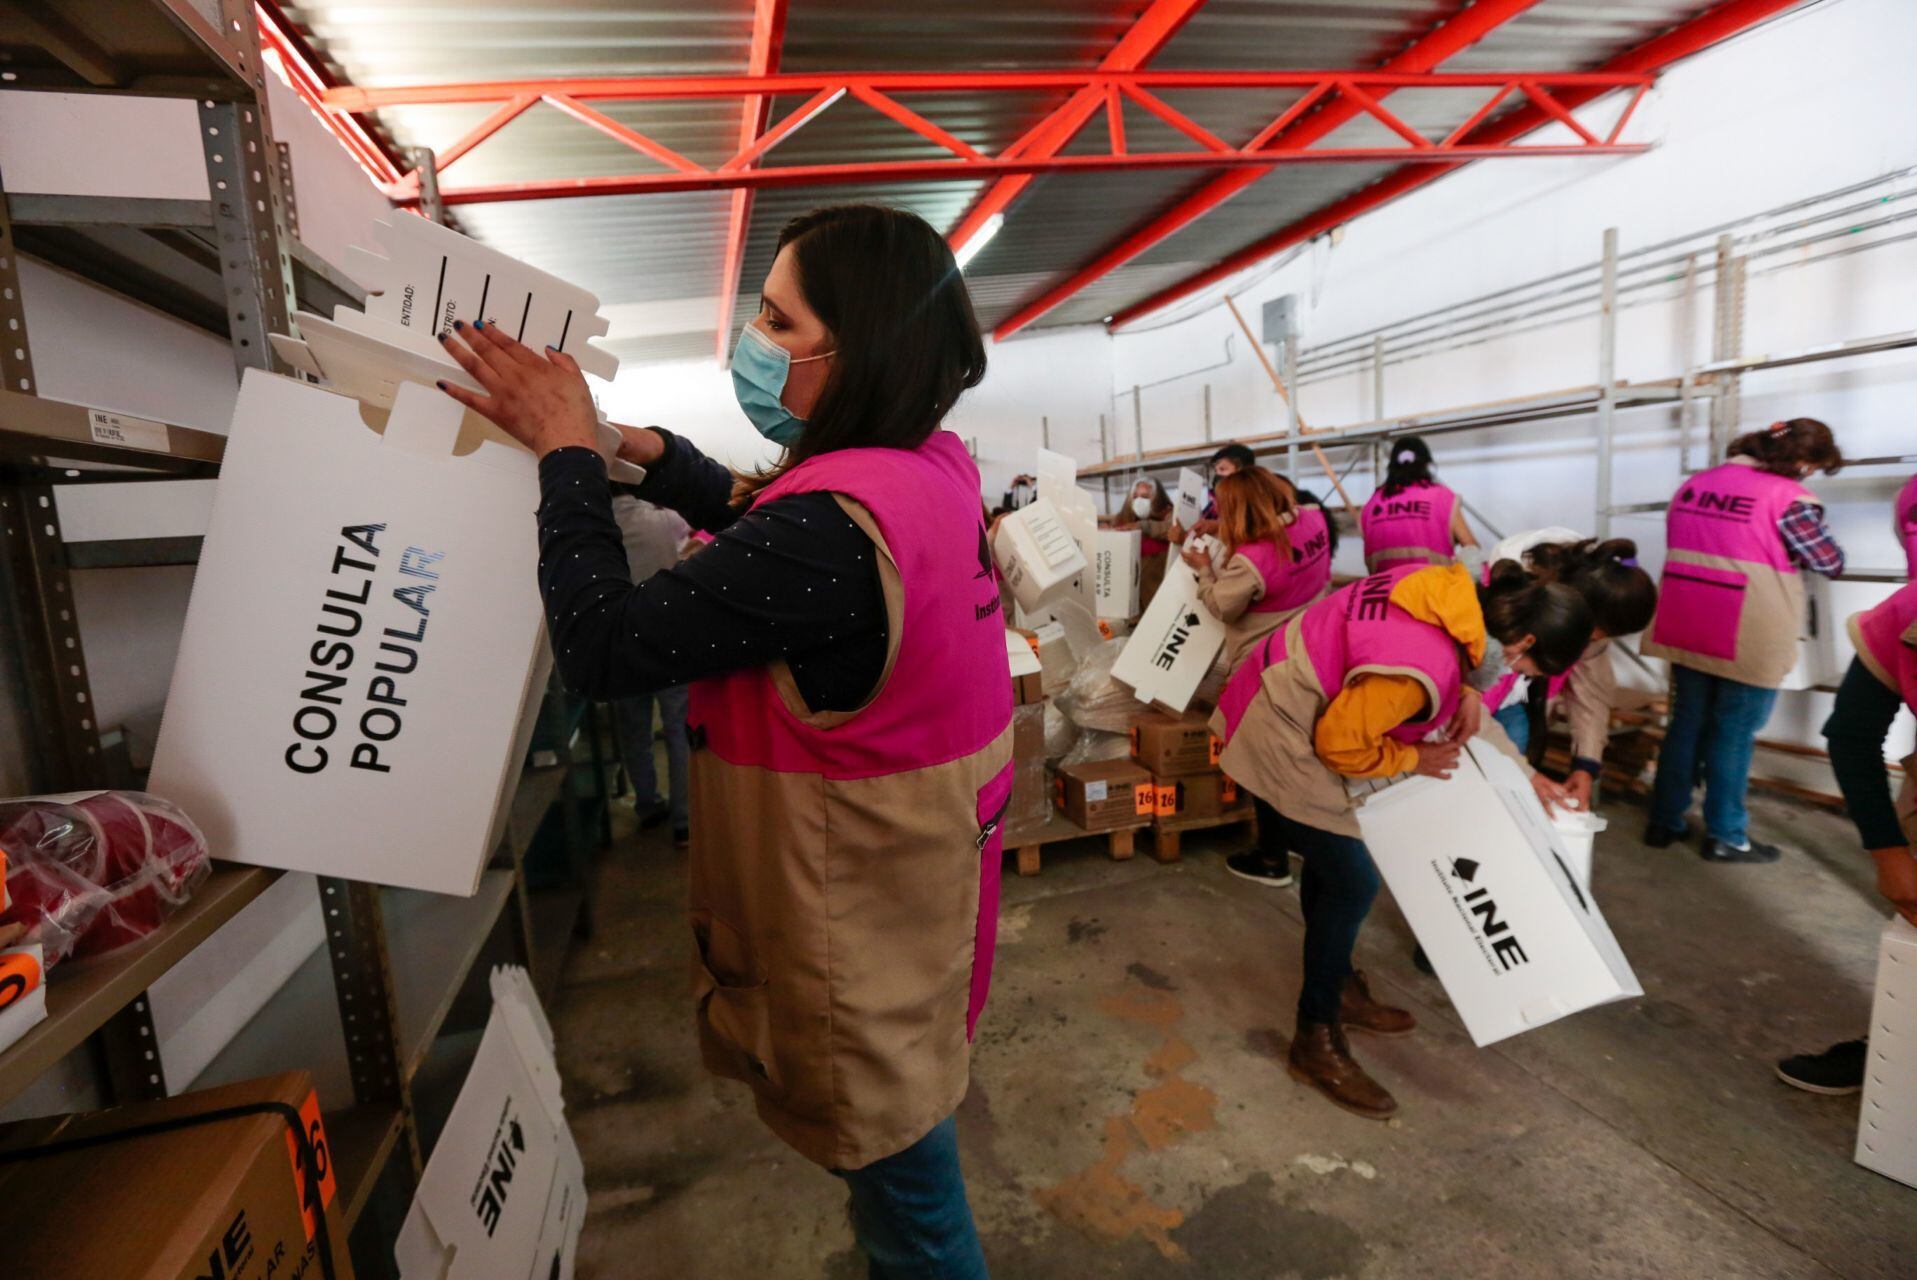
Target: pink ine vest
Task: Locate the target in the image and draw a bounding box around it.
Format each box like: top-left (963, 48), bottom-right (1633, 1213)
top-left (1645, 458), bottom-right (1812, 686)
top-left (685, 432), bottom-right (1013, 1169)
top-left (1360, 480), bottom-right (1457, 572)
top-left (1851, 583), bottom-right (1917, 716)
top-left (1482, 670), bottom-right (1570, 715)
top-left (1140, 534), bottom-right (1170, 557)
top-left (1896, 474), bottom-right (1917, 581)
top-left (1216, 563), bottom-right (1464, 747)
top-left (1236, 506), bottom-right (1333, 616)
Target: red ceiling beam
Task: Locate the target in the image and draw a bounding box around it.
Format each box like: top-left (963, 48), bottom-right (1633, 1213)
top-left (424, 140), bottom-right (1645, 206)
top-left (945, 0), bottom-right (1209, 259)
top-left (255, 1), bottom-right (405, 187)
top-left (716, 0), bottom-right (789, 363)
top-left (1104, 0), bottom-right (1809, 332)
top-left (991, 0), bottom-right (1548, 339)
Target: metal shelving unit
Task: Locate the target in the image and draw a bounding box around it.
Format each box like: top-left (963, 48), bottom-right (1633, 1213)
top-left (0, 6), bottom-right (609, 1276)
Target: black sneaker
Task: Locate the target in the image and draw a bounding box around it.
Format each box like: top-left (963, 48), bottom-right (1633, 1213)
top-left (673, 827), bottom-right (691, 848)
top-left (1775, 1039), bottom-right (1867, 1094)
top-left (636, 799), bottom-right (670, 830)
top-left (1643, 820), bottom-right (1691, 849)
top-left (1226, 851), bottom-right (1293, 888)
top-left (1699, 837), bottom-right (1780, 864)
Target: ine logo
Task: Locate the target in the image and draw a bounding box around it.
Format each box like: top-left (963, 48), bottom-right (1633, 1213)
top-left (191, 1208), bottom-right (253, 1280)
top-left (473, 1104), bottom-right (531, 1237)
top-left (1678, 486), bottom-right (1756, 519)
top-left (1433, 855), bottom-right (1530, 973)
top-left (1150, 612), bottom-right (1205, 671)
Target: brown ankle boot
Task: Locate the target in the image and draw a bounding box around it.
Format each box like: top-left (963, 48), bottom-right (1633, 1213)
top-left (1340, 969), bottom-right (1416, 1037)
top-left (1288, 1020), bottom-right (1399, 1120)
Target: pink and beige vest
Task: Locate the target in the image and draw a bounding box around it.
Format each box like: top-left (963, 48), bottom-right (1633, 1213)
top-left (1644, 457), bottom-right (1812, 688)
top-left (686, 431), bottom-right (1014, 1171)
top-left (1213, 564), bottom-right (1468, 835)
top-left (1851, 584), bottom-right (1917, 719)
top-left (1896, 473), bottom-right (1917, 582)
top-left (1360, 480), bottom-right (1457, 572)
top-left (1238, 505), bottom-right (1334, 616)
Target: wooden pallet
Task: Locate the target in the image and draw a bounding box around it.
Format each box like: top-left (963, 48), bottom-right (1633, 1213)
top-left (1002, 809), bottom-right (1150, 877)
top-left (1140, 803), bottom-right (1258, 864)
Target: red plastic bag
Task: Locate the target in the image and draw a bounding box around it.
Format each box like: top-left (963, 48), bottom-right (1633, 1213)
top-left (0, 791), bottom-right (211, 966)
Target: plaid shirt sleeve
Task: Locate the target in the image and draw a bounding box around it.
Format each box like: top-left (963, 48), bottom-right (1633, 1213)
top-left (1777, 500), bottom-right (1845, 576)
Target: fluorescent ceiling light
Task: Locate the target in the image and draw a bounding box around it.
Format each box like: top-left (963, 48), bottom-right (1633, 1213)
top-left (954, 213), bottom-right (1004, 271)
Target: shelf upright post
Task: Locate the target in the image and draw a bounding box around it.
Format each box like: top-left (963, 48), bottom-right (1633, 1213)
top-left (1708, 233), bottom-right (1745, 463)
top-left (1678, 251), bottom-right (1699, 473)
top-left (1372, 335), bottom-right (1385, 420)
top-left (197, 1), bottom-right (298, 379)
top-left (1595, 227), bottom-right (1619, 538)
top-left (411, 147), bottom-right (445, 227)
top-left (1282, 329), bottom-right (1300, 484)
top-left (1202, 384), bottom-right (1212, 442)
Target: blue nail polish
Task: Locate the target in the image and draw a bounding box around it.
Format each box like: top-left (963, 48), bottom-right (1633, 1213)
top-left (453, 319), bottom-right (465, 329)
top-left (435, 380), bottom-right (448, 389)
top-left (473, 318), bottom-right (485, 330)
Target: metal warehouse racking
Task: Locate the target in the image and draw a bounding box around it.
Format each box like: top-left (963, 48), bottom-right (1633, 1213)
top-left (0, 4), bottom-right (609, 1274)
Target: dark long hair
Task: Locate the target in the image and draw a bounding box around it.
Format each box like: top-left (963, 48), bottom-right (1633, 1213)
top-left (1727, 418), bottom-right (1844, 477)
top-left (1479, 560), bottom-right (1592, 676)
top-left (764, 205), bottom-right (986, 477)
top-left (1380, 435), bottom-right (1435, 497)
top-left (1277, 475), bottom-right (1341, 559)
top-left (1526, 537), bottom-right (1656, 638)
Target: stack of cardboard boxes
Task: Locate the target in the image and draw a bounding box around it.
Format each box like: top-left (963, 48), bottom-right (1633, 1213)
top-left (1130, 709), bottom-right (1249, 829)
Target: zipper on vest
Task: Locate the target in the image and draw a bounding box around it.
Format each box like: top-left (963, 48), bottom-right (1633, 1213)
top-left (976, 794), bottom-right (1011, 851)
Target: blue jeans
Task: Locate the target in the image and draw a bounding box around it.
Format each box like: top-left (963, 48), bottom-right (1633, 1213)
top-left (614, 685), bottom-right (689, 830)
top-left (1650, 665), bottom-right (1778, 848)
top-left (1492, 701), bottom-right (1532, 754)
top-left (835, 1114), bottom-right (988, 1279)
top-left (1265, 808), bottom-right (1381, 1024)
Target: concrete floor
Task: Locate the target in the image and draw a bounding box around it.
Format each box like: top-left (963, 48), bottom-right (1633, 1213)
top-left (551, 788), bottom-right (1914, 1278)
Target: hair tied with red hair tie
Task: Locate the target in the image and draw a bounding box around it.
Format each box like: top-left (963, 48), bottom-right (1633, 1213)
top-left (1768, 421), bottom-right (1790, 435)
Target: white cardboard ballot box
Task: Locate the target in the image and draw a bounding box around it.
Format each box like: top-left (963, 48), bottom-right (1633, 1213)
top-left (147, 372), bottom-right (546, 895)
top-left (1857, 916), bottom-right (1917, 1189)
top-left (1777, 574), bottom-right (1838, 692)
top-left (397, 967), bottom-right (585, 1280)
top-left (1357, 740), bottom-right (1642, 1047)
top-left (994, 496), bottom-right (1087, 612)
top-left (1110, 561), bottom-right (1227, 713)
top-left (1174, 467), bottom-right (1207, 530)
top-left (1094, 529), bottom-right (1141, 621)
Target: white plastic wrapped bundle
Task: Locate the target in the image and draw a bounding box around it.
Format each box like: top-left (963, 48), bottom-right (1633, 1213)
top-left (1058, 637), bottom-right (1151, 734)
top-left (1060, 730), bottom-right (1131, 767)
top-left (1043, 701), bottom-right (1080, 763)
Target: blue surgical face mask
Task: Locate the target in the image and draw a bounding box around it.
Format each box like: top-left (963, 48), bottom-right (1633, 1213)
top-left (732, 322), bottom-right (835, 448)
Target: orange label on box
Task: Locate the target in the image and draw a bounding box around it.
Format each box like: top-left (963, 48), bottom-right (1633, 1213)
top-left (0, 949), bottom-right (40, 1011)
top-left (1207, 734), bottom-right (1223, 766)
top-left (283, 1089), bottom-right (339, 1243)
top-left (1128, 727), bottom-right (1140, 752)
top-left (1133, 786), bottom-right (1156, 817)
top-left (1153, 783), bottom-right (1178, 817)
top-left (1222, 777), bottom-right (1239, 804)
top-left (1097, 619), bottom-right (1114, 640)
top-left (1025, 634), bottom-right (1041, 655)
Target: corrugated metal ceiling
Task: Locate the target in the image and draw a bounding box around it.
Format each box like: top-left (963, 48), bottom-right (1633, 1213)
top-left (280, 1), bottom-right (1761, 362)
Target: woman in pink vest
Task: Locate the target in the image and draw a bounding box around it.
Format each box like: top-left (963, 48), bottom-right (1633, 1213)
top-left (1113, 476), bottom-right (1175, 610)
top-left (1358, 435), bottom-right (1478, 572)
top-left (1896, 472), bottom-right (1917, 580)
top-left (1478, 536), bottom-right (1657, 809)
top-left (1185, 467), bottom-right (1338, 888)
top-left (1644, 420), bottom-right (1847, 864)
top-left (438, 205), bottom-right (1005, 1277)
top-left (1774, 583), bottom-right (1917, 1093)
top-left (1210, 560), bottom-right (1592, 1119)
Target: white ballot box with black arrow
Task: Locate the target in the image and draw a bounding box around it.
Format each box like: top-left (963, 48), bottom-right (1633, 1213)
top-left (1355, 739), bottom-right (1642, 1046)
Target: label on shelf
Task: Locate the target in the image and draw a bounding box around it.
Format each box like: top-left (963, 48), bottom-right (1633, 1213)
top-left (87, 409), bottom-right (169, 454)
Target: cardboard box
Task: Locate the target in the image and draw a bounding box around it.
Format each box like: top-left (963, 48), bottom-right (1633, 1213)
top-left (1150, 771), bottom-right (1241, 820)
top-left (148, 374), bottom-right (548, 895)
top-left (993, 497), bottom-right (1086, 612)
top-left (1036, 449), bottom-right (1102, 622)
top-left (1109, 562), bottom-right (1228, 713)
top-left (1857, 916), bottom-right (1917, 1189)
top-left (1778, 574), bottom-right (1838, 692)
top-left (1006, 631), bottom-right (1044, 705)
top-left (0, 1071), bottom-right (352, 1280)
top-left (1012, 702), bottom-right (1046, 763)
top-left (397, 967), bottom-right (584, 1280)
top-left (1174, 466), bottom-right (1207, 531)
top-left (1356, 740), bottom-right (1642, 1047)
top-left (0, 942), bottom-right (46, 1056)
top-left (1093, 529), bottom-right (1141, 621)
top-left (1130, 709), bottom-right (1220, 778)
top-left (1055, 759), bottom-right (1154, 832)
top-left (1011, 622), bottom-right (1076, 695)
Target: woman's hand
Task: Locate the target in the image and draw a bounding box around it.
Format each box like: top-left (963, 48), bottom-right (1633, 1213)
top-left (1446, 687), bottom-right (1483, 742)
top-left (1412, 740), bottom-right (1461, 779)
top-left (611, 423), bottom-right (667, 467)
top-left (1563, 770), bottom-right (1594, 811)
top-left (1180, 542), bottom-right (1211, 570)
top-left (1873, 846), bottom-right (1917, 927)
top-left (1167, 520), bottom-right (1187, 544)
top-left (436, 320), bottom-right (600, 458)
top-left (1530, 772), bottom-right (1571, 815)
